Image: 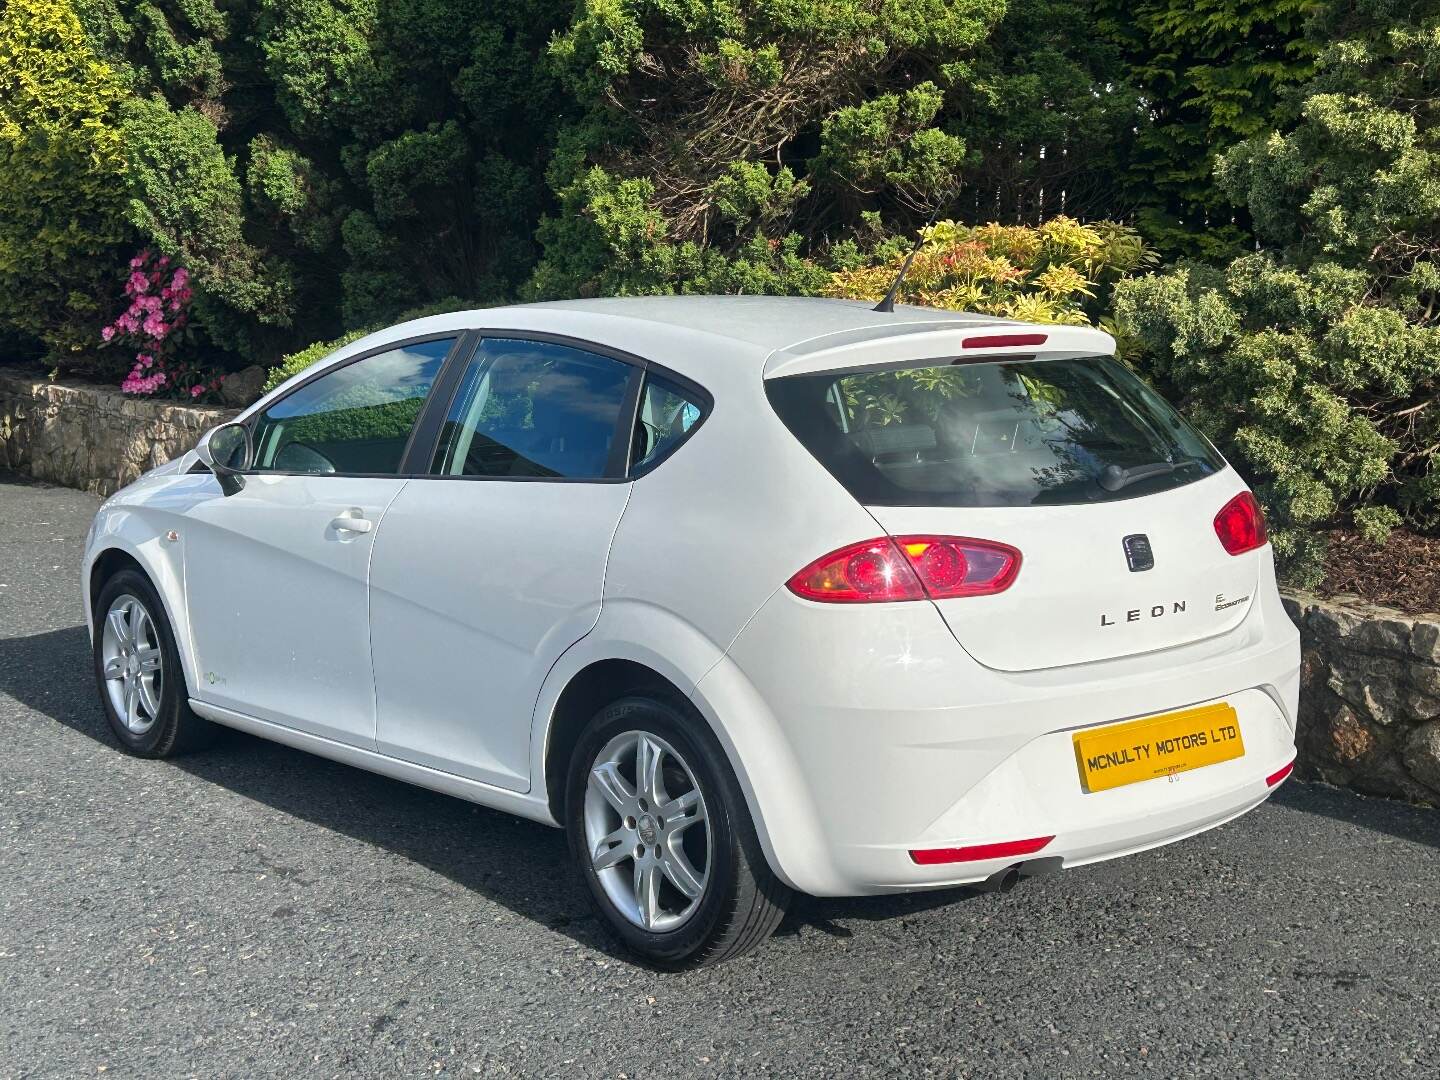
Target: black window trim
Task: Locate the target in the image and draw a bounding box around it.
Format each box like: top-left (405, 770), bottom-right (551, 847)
top-left (238, 330), bottom-right (469, 480)
top-left (627, 367), bottom-right (713, 478)
top-left (407, 329), bottom-right (713, 485)
top-left (235, 327), bottom-right (713, 484)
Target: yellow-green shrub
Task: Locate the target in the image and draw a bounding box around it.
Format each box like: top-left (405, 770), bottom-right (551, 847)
top-left (0, 0), bottom-right (129, 364)
top-left (825, 217), bottom-right (1153, 325)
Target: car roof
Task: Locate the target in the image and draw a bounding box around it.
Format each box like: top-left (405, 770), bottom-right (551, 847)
top-left (523, 296), bottom-right (1017, 353)
top-left (260, 296), bottom-right (1115, 411)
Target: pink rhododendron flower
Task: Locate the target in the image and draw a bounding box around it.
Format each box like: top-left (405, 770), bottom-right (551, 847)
top-left (101, 326), bottom-right (115, 342)
top-left (127, 271), bottom-right (148, 295)
top-left (191, 385), bottom-right (203, 398)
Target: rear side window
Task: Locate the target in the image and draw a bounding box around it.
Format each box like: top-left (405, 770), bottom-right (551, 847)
top-left (766, 354), bottom-right (1223, 507)
top-left (630, 374), bottom-right (705, 475)
top-left (431, 337), bottom-right (632, 479)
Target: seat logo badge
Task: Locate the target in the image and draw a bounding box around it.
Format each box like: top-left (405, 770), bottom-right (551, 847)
top-left (1122, 534), bottom-right (1154, 572)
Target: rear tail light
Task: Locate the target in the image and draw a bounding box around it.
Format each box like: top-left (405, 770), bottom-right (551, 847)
top-left (910, 835), bottom-right (1054, 865)
top-left (786, 535), bottom-right (1021, 603)
top-left (1214, 491), bottom-right (1268, 555)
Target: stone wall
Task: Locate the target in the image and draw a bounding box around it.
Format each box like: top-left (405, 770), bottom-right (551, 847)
top-left (1284, 593), bottom-right (1440, 803)
top-left (0, 370), bottom-right (238, 497)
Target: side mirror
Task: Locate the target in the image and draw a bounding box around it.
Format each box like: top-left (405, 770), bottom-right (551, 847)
top-left (196, 422), bottom-right (252, 497)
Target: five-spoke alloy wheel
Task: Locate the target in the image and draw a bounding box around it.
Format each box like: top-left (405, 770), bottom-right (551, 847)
top-left (567, 692), bottom-right (790, 968)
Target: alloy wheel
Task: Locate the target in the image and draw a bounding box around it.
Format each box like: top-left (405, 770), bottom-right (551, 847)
top-left (583, 730), bottom-right (711, 932)
top-left (100, 594), bottom-right (164, 735)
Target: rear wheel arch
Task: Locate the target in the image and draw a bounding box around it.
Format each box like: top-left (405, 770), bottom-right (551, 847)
top-left (543, 659), bottom-right (684, 823)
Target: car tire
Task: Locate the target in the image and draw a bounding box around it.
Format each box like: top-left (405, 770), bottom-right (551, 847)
top-left (566, 690), bottom-right (791, 968)
top-left (92, 568), bottom-right (216, 758)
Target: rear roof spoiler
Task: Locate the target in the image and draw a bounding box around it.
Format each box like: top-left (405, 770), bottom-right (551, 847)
top-left (762, 322), bottom-right (1116, 379)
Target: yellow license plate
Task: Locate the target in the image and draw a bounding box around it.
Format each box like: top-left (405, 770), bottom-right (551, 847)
top-left (1073, 702), bottom-right (1244, 793)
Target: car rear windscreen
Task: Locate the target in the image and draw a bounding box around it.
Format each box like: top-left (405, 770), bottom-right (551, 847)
top-left (765, 354), bottom-right (1224, 507)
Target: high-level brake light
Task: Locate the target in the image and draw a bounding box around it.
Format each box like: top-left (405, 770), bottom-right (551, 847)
top-left (960, 333), bottom-right (1048, 349)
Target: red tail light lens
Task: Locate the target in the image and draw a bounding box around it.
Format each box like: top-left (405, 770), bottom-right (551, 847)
top-left (785, 538), bottom-right (925, 603)
top-left (960, 333), bottom-right (1048, 349)
top-left (787, 536), bottom-right (1022, 603)
top-left (1214, 491), bottom-right (1268, 555)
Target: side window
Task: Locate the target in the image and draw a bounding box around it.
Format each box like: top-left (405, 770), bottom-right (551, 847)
top-left (431, 337), bottom-right (633, 479)
top-left (630, 373), bottom-right (705, 475)
top-left (251, 337), bottom-right (453, 475)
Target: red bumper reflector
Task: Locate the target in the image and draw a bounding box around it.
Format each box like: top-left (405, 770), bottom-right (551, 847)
top-left (960, 333), bottom-right (1048, 349)
top-left (909, 835), bottom-right (1055, 865)
top-left (1265, 760), bottom-right (1295, 787)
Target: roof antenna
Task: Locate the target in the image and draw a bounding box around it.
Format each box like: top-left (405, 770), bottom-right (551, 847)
top-left (873, 194), bottom-right (953, 313)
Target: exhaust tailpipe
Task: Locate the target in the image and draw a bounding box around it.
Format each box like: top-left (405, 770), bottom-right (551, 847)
top-left (976, 866), bottom-right (1021, 894)
top-left (974, 856), bottom-right (1063, 894)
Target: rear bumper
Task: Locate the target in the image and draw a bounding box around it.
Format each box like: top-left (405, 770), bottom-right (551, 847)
top-left (695, 552), bottom-right (1301, 897)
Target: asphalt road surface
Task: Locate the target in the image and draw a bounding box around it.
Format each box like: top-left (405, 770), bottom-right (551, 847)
top-left (2, 472), bottom-right (1438, 1079)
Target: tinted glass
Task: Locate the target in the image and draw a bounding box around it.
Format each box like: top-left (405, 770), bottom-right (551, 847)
top-left (630, 374), bottom-right (705, 474)
top-left (766, 354), bottom-right (1223, 507)
top-left (432, 338), bottom-right (632, 479)
top-left (252, 338), bottom-right (452, 475)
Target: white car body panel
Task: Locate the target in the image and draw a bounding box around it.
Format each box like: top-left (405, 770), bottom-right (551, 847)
top-left (81, 296), bottom-right (1302, 899)
top-left (183, 473), bottom-right (407, 744)
top-left (368, 478), bottom-right (633, 790)
top-left (867, 469), bottom-right (1260, 671)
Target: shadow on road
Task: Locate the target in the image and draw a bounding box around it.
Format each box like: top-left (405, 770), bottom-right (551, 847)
top-left (0, 624), bottom-right (987, 955)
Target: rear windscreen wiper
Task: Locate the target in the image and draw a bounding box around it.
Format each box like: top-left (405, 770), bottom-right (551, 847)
top-left (1098, 457), bottom-right (1205, 492)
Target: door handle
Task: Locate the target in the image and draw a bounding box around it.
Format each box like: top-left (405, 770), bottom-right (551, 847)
top-left (329, 512), bottom-right (373, 535)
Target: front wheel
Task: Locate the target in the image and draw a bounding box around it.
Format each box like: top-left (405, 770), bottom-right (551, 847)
top-left (566, 692), bottom-right (790, 967)
top-left (92, 569), bottom-right (215, 757)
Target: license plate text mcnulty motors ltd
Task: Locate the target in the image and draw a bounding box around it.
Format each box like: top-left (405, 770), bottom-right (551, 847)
top-left (1072, 702), bottom-right (1244, 793)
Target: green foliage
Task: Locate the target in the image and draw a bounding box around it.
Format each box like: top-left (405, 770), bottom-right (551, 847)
top-left (1116, 0), bottom-right (1440, 584)
top-left (58, 0), bottom-right (571, 370)
top-left (1095, 0), bottom-right (1321, 257)
top-left (533, 0), bottom-right (1009, 298)
top-left (0, 0), bottom-right (129, 366)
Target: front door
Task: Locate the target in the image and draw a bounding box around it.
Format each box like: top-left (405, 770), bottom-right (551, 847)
top-left (184, 336), bottom-right (456, 745)
top-left (368, 336), bottom-right (637, 789)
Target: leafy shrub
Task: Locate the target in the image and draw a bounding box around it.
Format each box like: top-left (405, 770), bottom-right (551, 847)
top-left (0, 0), bottom-right (128, 367)
top-left (827, 218), bottom-right (1154, 324)
top-left (1115, 0), bottom-right (1440, 584)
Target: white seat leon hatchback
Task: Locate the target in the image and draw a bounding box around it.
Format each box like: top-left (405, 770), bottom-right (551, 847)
top-left (83, 296), bottom-right (1301, 966)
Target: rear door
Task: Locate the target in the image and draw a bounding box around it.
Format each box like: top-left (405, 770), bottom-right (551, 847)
top-left (766, 346), bottom-right (1262, 672)
top-left (367, 335), bottom-right (640, 790)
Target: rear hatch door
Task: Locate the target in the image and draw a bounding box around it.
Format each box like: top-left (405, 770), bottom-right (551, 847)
top-left (764, 332), bottom-right (1262, 672)
top-left (866, 472), bottom-right (1260, 671)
